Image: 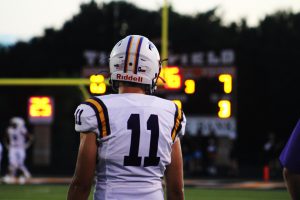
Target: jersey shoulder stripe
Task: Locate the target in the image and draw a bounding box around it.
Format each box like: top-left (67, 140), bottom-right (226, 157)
top-left (74, 109), bottom-right (84, 125)
top-left (171, 103), bottom-right (184, 142)
top-left (84, 97), bottom-right (111, 138)
top-left (81, 101), bottom-right (102, 135)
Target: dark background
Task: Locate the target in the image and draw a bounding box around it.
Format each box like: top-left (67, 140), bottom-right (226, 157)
top-left (0, 1), bottom-right (299, 177)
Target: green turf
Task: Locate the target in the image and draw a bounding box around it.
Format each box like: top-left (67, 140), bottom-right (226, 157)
top-left (0, 184), bottom-right (289, 200)
top-left (185, 188), bottom-right (289, 200)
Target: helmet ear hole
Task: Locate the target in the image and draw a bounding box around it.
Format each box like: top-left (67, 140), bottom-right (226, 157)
top-left (109, 78), bottom-right (119, 92)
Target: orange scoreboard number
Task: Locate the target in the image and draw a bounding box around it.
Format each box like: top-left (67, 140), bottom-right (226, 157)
top-left (159, 66), bottom-right (182, 90)
top-left (28, 96), bottom-right (54, 124)
top-left (218, 74), bottom-right (232, 118)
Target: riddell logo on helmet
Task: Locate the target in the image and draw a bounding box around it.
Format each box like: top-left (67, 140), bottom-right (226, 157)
top-left (116, 74), bottom-right (143, 82)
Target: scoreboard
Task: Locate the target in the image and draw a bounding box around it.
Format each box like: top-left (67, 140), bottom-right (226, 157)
top-left (157, 66), bottom-right (236, 117)
top-left (82, 49), bottom-right (237, 138)
top-left (156, 66), bottom-right (237, 138)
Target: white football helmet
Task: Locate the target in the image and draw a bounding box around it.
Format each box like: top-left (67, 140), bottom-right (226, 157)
top-left (109, 35), bottom-right (161, 94)
top-left (10, 117), bottom-right (25, 128)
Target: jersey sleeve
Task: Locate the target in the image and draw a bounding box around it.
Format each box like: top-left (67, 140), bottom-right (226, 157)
top-left (74, 103), bottom-right (99, 134)
top-left (171, 104), bottom-right (186, 142)
top-left (279, 119), bottom-right (300, 174)
top-left (178, 111), bottom-right (186, 138)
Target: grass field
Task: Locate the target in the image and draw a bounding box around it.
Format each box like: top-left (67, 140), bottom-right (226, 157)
top-left (0, 184), bottom-right (290, 200)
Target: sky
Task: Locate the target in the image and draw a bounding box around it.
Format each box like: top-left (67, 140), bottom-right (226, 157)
top-left (0, 0), bottom-right (300, 45)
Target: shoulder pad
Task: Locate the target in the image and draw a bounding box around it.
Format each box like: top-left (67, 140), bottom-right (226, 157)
top-left (74, 103), bottom-right (98, 133)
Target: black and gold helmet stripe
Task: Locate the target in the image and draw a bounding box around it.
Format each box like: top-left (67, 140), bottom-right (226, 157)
top-left (171, 104), bottom-right (183, 142)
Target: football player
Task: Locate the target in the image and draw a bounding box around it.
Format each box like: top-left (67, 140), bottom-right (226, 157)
top-left (280, 119), bottom-right (300, 200)
top-left (3, 117), bottom-right (32, 183)
top-left (68, 35), bottom-right (186, 200)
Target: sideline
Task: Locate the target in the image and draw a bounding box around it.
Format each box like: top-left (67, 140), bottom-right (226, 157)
top-left (1, 177), bottom-right (286, 189)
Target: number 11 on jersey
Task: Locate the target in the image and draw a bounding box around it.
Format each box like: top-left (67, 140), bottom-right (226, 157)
top-left (124, 114), bottom-right (160, 167)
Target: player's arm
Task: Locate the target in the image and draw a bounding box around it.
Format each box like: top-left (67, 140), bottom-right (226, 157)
top-left (25, 132), bottom-right (34, 149)
top-left (165, 139), bottom-right (184, 200)
top-left (283, 167), bottom-right (300, 200)
top-left (67, 132), bottom-right (97, 200)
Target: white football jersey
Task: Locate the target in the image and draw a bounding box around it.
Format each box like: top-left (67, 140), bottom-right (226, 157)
top-left (75, 93), bottom-right (186, 200)
top-left (7, 126), bottom-right (28, 148)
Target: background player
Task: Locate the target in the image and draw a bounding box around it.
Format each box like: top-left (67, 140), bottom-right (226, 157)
top-left (68, 35), bottom-right (186, 200)
top-left (280, 119), bottom-right (300, 200)
top-left (3, 117), bottom-right (32, 183)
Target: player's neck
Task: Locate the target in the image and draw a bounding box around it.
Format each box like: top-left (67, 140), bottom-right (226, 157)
top-left (118, 86), bottom-right (145, 94)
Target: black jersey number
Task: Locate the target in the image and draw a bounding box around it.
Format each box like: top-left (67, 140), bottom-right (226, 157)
top-left (75, 109), bottom-right (84, 125)
top-left (124, 114), bottom-right (160, 167)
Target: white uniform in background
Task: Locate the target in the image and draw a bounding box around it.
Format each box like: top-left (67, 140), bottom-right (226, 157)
top-left (75, 94), bottom-right (186, 200)
top-left (6, 117), bottom-right (31, 179)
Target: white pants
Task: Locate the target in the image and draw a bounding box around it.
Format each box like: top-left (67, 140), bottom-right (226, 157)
top-left (8, 147), bottom-right (31, 177)
top-left (94, 182), bottom-right (164, 200)
top-left (9, 147), bottom-right (25, 167)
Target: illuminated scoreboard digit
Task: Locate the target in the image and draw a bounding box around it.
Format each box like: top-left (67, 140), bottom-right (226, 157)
top-left (218, 99), bottom-right (231, 118)
top-left (157, 66), bottom-right (182, 90)
top-left (184, 79), bottom-right (196, 94)
top-left (217, 74), bottom-right (233, 118)
top-left (182, 68), bottom-right (236, 118)
top-left (219, 74), bottom-right (232, 94)
top-left (28, 96), bottom-right (54, 124)
top-left (90, 74), bottom-right (106, 94)
top-left (158, 66), bottom-right (236, 120)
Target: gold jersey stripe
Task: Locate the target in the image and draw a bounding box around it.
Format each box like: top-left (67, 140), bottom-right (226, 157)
top-left (86, 98), bottom-right (108, 137)
top-left (172, 107), bottom-right (183, 141)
